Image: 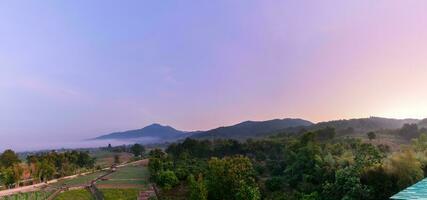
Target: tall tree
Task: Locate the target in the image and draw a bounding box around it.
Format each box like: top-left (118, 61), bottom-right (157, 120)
top-left (130, 143), bottom-right (145, 157)
top-left (367, 132), bottom-right (376, 140)
top-left (0, 149), bottom-right (20, 168)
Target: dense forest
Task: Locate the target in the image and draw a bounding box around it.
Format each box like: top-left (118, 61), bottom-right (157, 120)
top-left (149, 124), bottom-right (427, 200)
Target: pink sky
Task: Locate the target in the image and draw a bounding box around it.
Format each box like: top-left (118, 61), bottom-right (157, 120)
top-left (1, 0), bottom-right (427, 150)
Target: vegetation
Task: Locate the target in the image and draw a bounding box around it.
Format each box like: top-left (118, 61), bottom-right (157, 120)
top-left (55, 189), bottom-right (94, 200)
top-left (1, 190), bottom-right (52, 200)
top-left (0, 149), bottom-right (23, 188)
top-left (27, 151), bottom-right (95, 182)
top-left (100, 188), bottom-right (140, 200)
top-left (149, 125), bottom-right (427, 200)
top-left (98, 165), bottom-right (148, 186)
top-left (130, 144), bottom-right (145, 157)
top-left (53, 171), bottom-right (105, 187)
top-left (367, 131), bottom-right (376, 140)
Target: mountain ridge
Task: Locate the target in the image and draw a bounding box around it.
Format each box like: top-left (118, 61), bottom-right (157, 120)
top-left (92, 116), bottom-right (427, 143)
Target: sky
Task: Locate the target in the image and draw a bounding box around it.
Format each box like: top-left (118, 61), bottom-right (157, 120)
top-left (1, 0), bottom-right (427, 151)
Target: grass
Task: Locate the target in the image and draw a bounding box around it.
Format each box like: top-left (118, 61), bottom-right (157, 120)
top-left (90, 151), bottom-right (133, 168)
top-left (52, 171), bottom-right (106, 187)
top-left (100, 188), bottom-right (140, 200)
top-left (1, 191), bottom-right (52, 200)
top-left (54, 189), bottom-right (93, 200)
top-left (97, 165), bottom-right (149, 187)
top-left (109, 165), bottom-right (148, 180)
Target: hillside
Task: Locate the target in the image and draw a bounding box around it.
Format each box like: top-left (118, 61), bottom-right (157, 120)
top-left (92, 117), bottom-right (427, 144)
top-left (93, 123), bottom-right (191, 141)
top-left (190, 118), bottom-right (313, 140)
top-left (307, 117), bottom-right (419, 135)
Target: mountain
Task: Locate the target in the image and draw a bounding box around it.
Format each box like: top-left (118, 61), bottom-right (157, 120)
top-left (418, 118), bottom-right (427, 128)
top-left (191, 118), bottom-right (313, 140)
top-left (308, 117), bottom-right (419, 134)
top-left (92, 117), bottom-right (424, 144)
top-left (93, 123), bottom-right (191, 141)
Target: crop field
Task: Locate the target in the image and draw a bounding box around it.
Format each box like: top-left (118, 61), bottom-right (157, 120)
top-left (96, 165), bottom-right (149, 188)
top-left (52, 171), bottom-right (106, 187)
top-left (0, 190), bottom-right (52, 200)
top-left (54, 189), bottom-right (93, 200)
top-left (90, 151), bottom-right (133, 168)
top-left (100, 188), bottom-right (140, 200)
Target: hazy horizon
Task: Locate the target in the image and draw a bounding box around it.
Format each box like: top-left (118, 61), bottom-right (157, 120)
top-left (2, 0), bottom-right (427, 150)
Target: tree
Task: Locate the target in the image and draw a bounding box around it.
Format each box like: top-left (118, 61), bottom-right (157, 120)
top-left (0, 149), bottom-right (20, 168)
top-left (360, 166), bottom-right (399, 200)
top-left (206, 156), bottom-right (259, 200)
top-left (367, 132), bottom-right (376, 140)
top-left (114, 154), bottom-right (120, 164)
top-left (157, 170), bottom-right (179, 190)
top-left (315, 127), bottom-right (336, 141)
top-left (322, 167), bottom-right (370, 200)
top-left (34, 160), bottom-right (56, 182)
top-left (188, 174), bottom-right (208, 200)
top-left (0, 167), bottom-right (16, 188)
top-left (0, 164), bottom-right (24, 188)
top-left (412, 133), bottom-right (427, 152)
top-left (235, 182), bottom-right (261, 200)
top-left (130, 143), bottom-right (145, 157)
top-left (386, 150), bottom-right (423, 189)
top-left (400, 123), bottom-right (420, 140)
top-left (265, 176), bottom-right (285, 192)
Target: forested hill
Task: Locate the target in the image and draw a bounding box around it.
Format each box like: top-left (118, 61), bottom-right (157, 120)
top-left (307, 117), bottom-right (420, 134)
top-left (190, 118), bottom-right (313, 140)
top-left (93, 119), bottom-right (312, 142)
top-left (92, 117), bottom-right (427, 143)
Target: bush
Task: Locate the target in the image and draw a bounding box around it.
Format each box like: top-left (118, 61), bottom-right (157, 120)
top-left (157, 170), bottom-right (179, 190)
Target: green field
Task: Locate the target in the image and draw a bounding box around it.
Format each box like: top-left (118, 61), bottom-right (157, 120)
top-left (97, 165), bottom-right (148, 187)
top-left (90, 151), bottom-right (133, 168)
top-left (0, 191), bottom-right (52, 200)
top-left (52, 171), bottom-right (106, 187)
top-left (54, 189), bottom-right (93, 200)
top-left (100, 188), bottom-right (140, 200)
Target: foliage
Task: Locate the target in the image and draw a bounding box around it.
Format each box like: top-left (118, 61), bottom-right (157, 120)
top-left (148, 126), bottom-right (427, 200)
top-left (206, 156), bottom-right (259, 200)
top-left (386, 149), bottom-right (423, 189)
top-left (188, 174), bottom-right (208, 200)
top-left (114, 154), bottom-right (120, 164)
top-left (130, 143), bottom-right (145, 157)
top-left (0, 149), bottom-right (20, 168)
top-left (157, 170), bottom-right (179, 190)
top-left (27, 150), bottom-right (95, 181)
top-left (367, 132), bottom-right (376, 140)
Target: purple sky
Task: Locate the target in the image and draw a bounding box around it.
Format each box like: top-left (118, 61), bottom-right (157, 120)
top-left (1, 1), bottom-right (427, 150)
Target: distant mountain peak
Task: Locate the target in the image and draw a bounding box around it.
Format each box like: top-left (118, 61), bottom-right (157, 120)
top-left (93, 123), bottom-right (188, 141)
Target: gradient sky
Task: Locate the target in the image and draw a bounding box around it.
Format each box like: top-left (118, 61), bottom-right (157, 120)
top-left (1, 1), bottom-right (427, 150)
